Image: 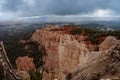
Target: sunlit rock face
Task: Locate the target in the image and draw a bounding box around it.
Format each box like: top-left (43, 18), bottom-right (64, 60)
top-left (31, 25), bottom-right (120, 80)
top-left (16, 56), bottom-right (36, 72)
top-left (58, 35), bottom-right (89, 80)
top-left (31, 26), bottom-right (61, 80)
top-left (66, 36), bottom-right (120, 80)
top-left (31, 25), bottom-right (90, 80)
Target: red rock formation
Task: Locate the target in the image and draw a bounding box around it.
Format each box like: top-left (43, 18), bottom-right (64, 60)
top-left (31, 25), bottom-right (119, 80)
top-left (63, 26), bottom-right (77, 34)
top-left (58, 35), bottom-right (89, 80)
top-left (31, 26), bottom-right (61, 79)
top-left (66, 37), bottom-right (120, 80)
top-left (31, 26), bottom-right (90, 80)
top-left (16, 56), bottom-right (36, 72)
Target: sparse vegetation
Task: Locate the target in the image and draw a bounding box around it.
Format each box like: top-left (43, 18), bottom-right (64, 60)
top-left (29, 69), bottom-right (43, 80)
top-left (4, 32), bottom-right (46, 68)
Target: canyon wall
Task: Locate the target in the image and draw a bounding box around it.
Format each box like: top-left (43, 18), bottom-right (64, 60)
top-left (31, 25), bottom-right (120, 80)
top-left (66, 37), bottom-right (120, 80)
top-left (32, 25), bottom-right (87, 80)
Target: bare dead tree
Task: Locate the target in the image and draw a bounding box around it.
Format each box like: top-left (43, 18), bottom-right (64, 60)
top-left (0, 41), bottom-right (22, 80)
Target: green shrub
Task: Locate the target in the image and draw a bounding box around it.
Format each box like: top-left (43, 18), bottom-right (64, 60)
top-left (29, 70), bottom-right (42, 80)
top-left (29, 70), bottom-right (38, 80)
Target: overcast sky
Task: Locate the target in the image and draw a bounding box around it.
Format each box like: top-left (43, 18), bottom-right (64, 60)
top-left (0, 0), bottom-right (120, 21)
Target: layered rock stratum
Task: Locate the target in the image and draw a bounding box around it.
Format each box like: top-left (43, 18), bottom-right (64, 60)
top-left (31, 25), bottom-right (120, 80)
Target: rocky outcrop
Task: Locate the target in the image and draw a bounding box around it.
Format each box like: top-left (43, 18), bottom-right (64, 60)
top-left (31, 26), bottom-right (120, 80)
top-left (31, 26), bottom-right (90, 80)
top-left (31, 26), bottom-right (62, 80)
top-left (16, 56), bottom-right (36, 72)
top-left (58, 35), bottom-right (89, 80)
top-left (66, 39), bottom-right (120, 80)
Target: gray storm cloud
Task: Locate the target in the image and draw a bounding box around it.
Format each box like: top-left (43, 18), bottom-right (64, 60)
top-left (0, 0), bottom-right (120, 20)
